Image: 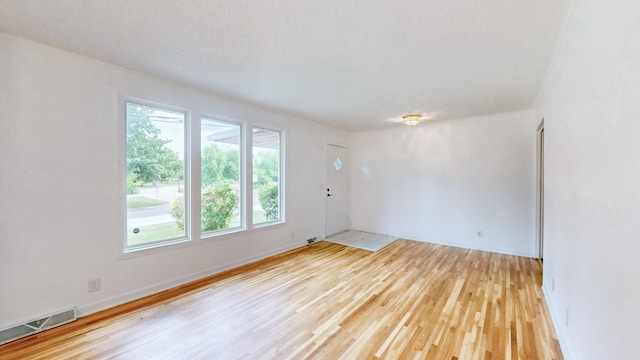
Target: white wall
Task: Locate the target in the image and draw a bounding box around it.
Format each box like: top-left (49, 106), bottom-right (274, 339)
top-left (350, 110), bottom-right (539, 257)
top-left (0, 33), bottom-right (349, 329)
top-left (537, 1), bottom-right (640, 359)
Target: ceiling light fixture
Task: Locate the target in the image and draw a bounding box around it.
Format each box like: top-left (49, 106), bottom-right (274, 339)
top-left (401, 114), bottom-right (422, 127)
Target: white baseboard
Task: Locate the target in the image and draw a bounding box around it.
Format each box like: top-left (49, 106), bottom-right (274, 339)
top-left (401, 235), bottom-right (535, 258)
top-left (542, 285), bottom-right (574, 360)
top-left (348, 228), bottom-right (535, 258)
top-left (78, 241), bottom-right (305, 317)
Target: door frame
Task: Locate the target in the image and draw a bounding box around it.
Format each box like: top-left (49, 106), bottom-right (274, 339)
top-left (325, 143), bottom-right (350, 238)
top-left (536, 120), bottom-right (545, 259)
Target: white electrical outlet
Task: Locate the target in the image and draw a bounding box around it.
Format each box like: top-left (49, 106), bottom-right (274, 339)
top-left (88, 278), bottom-right (101, 293)
top-left (477, 230), bottom-right (483, 237)
top-left (552, 278), bottom-right (555, 291)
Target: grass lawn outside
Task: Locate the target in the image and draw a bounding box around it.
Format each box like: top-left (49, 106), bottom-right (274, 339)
top-left (253, 210), bottom-right (267, 224)
top-left (126, 211), bottom-right (273, 246)
top-left (127, 195), bottom-right (168, 209)
top-left (127, 222), bottom-right (184, 245)
top-left (225, 209), bottom-right (266, 227)
top-left (228, 213), bottom-right (241, 228)
top-left (213, 210), bottom-right (267, 229)
top-left (137, 180), bottom-right (181, 189)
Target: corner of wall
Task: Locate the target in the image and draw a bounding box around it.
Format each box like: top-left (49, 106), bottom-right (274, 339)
top-left (541, 285), bottom-right (574, 360)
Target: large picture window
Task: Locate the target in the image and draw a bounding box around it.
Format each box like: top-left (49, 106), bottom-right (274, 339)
top-left (123, 100), bottom-right (284, 252)
top-left (125, 102), bottom-right (188, 250)
top-left (201, 118), bottom-right (243, 234)
top-left (252, 128), bottom-right (282, 225)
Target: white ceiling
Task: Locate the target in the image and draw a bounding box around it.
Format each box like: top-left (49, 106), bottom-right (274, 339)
top-left (0, 0), bottom-right (571, 131)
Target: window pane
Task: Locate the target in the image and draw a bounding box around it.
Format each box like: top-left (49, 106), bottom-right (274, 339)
top-left (201, 118), bottom-right (242, 233)
top-left (252, 128), bottom-right (281, 224)
top-left (126, 103), bottom-right (187, 248)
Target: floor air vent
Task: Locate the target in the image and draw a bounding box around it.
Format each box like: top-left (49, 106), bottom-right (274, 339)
top-left (0, 308), bottom-right (76, 346)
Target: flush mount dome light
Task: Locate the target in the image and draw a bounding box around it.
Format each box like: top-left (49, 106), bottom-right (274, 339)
top-left (401, 114), bottom-right (422, 127)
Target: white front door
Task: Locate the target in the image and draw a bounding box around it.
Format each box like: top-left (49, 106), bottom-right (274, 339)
top-left (326, 144), bottom-right (350, 237)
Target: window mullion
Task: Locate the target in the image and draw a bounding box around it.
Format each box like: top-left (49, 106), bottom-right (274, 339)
top-left (246, 125), bottom-right (254, 227)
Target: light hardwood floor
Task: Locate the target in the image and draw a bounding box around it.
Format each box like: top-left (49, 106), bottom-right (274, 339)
top-left (0, 240), bottom-right (562, 359)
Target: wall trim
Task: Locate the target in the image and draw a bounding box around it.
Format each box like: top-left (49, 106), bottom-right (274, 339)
top-left (542, 285), bottom-right (574, 360)
top-left (386, 234), bottom-right (535, 258)
top-left (78, 241), bottom-right (306, 317)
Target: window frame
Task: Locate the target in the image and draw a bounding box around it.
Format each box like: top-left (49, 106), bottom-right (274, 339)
top-left (123, 99), bottom-right (191, 253)
top-left (120, 97), bottom-right (287, 255)
top-left (250, 125), bottom-right (285, 227)
top-left (199, 115), bottom-right (247, 238)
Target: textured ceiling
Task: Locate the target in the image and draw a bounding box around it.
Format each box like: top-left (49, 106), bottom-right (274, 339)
top-left (0, 0), bottom-right (571, 130)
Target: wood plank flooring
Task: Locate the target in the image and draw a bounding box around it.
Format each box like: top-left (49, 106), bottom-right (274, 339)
top-left (0, 240), bottom-right (562, 359)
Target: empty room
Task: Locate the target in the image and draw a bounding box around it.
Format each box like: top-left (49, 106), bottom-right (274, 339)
top-left (1, 1), bottom-right (638, 359)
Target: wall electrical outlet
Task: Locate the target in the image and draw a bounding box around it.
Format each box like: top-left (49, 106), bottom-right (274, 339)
top-left (88, 278), bottom-right (101, 293)
top-left (552, 278), bottom-right (555, 291)
top-left (477, 230), bottom-right (483, 237)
